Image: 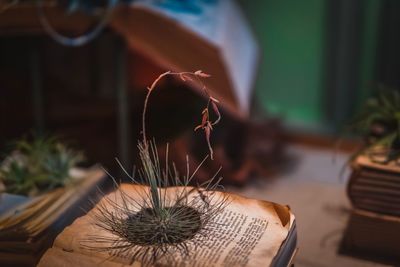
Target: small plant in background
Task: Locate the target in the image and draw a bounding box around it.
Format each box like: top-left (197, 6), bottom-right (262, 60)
top-left (83, 70), bottom-right (227, 266)
top-left (349, 87), bottom-right (400, 163)
top-left (0, 136), bottom-right (84, 196)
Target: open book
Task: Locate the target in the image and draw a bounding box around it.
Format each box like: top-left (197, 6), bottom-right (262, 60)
top-left (111, 0), bottom-right (259, 118)
top-left (38, 184), bottom-right (296, 267)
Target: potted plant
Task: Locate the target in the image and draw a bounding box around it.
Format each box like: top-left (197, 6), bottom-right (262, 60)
top-left (348, 88), bottom-right (400, 163)
top-left (0, 136), bottom-right (105, 266)
top-left (346, 88), bottom-right (400, 214)
top-left (0, 136), bottom-right (84, 197)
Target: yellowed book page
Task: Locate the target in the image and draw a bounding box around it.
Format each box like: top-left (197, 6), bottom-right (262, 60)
top-left (38, 247), bottom-right (141, 267)
top-left (45, 184), bottom-right (294, 267)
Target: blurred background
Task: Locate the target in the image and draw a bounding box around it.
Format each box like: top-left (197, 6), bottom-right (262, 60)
top-left (240, 0), bottom-right (399, 132)
top-left (1, 0), bottom-right (400, 266)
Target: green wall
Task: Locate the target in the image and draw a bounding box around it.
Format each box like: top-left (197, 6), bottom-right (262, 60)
top-left (239, 0), bottom-right (380, 131)
top-left (357, 0), bottom-right (381, 108)
top-left (240, 0), bottom-right (326, 128)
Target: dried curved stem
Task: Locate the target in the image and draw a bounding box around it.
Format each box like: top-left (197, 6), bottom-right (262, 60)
top-left (142, 70), bottom-right (221, 159)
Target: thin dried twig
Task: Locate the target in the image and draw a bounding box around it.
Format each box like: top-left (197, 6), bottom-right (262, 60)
top-left (142, 70), bottom-right (221, 159)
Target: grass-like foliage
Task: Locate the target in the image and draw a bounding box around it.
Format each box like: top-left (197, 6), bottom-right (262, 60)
top-left (83, 140), bottom-right (227, 266)
top-left (349, 87), bottom-right (400, 163)
top-left (0, 136), bottom-right (84, 196)
top-left (82, 71), bottom-right (227, 266)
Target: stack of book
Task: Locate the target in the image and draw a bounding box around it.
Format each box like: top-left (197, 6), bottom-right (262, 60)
top-left (0, 167), bottom-right (105, 266)
top-left (342, 155), bottom-right (400, 263)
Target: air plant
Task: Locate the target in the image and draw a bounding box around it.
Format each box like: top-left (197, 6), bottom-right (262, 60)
top-left (82, 70), bottom-right (227, 266)
top-left (0, 136), bottom-right (84, 196)
top-left (348, 87), bottom-right (400, 163)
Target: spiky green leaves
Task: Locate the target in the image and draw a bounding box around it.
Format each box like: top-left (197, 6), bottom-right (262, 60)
top-left (349, 88), bottom-right (400, 163)
top-left (83, 141), bottom-right (227, 266)
top-left (0, 137), bottom-right (84, 196)
top-left (119, 206), bottom-right (201, 246)
top-left (82, 70), bottom-right (226, 266)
